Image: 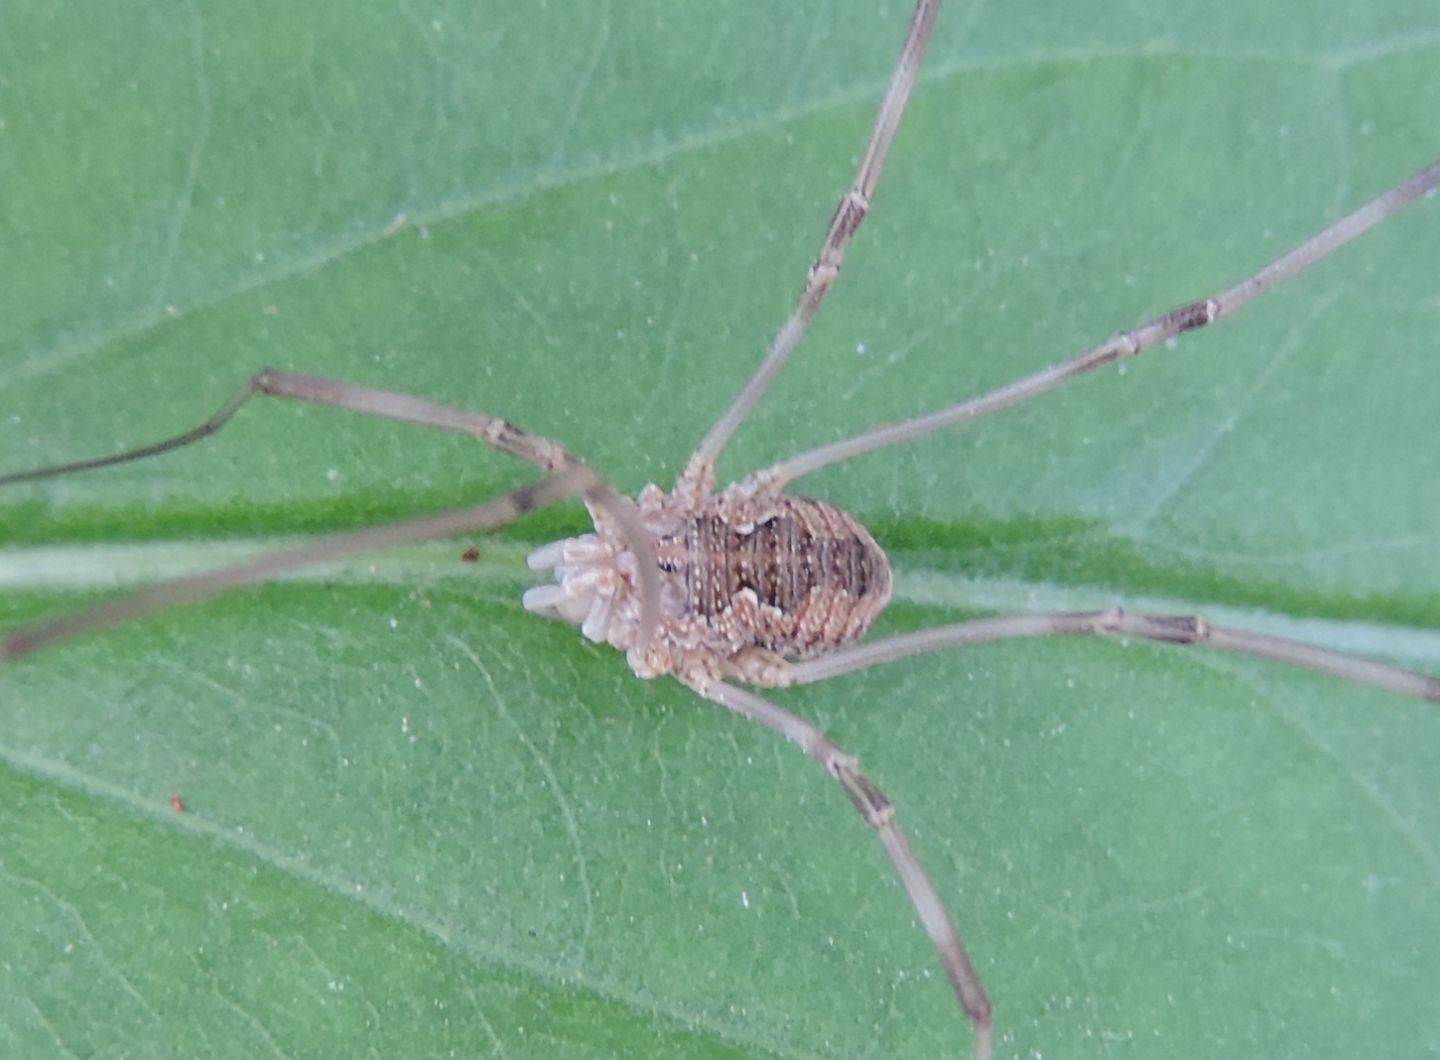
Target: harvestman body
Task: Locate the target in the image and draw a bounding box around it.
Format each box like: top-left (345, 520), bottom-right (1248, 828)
top-left (5, 1), bottom-right (1440, 1055)
top-left (522, 486), bottom-right (891, 681)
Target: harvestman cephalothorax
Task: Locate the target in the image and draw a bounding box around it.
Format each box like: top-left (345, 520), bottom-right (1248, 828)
top-left (4, 1), bottom-right (1440, 1055)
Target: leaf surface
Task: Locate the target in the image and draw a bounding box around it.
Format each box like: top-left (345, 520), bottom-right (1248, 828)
top-left (3, 2), bottom-right (1439, 1057)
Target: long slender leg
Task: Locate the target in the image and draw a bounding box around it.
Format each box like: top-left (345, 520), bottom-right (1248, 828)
top-left (683, 669), bottom-right (993, 1060)
top-left (740, 609), bottom-right (1440, 703)
top-left (1, 369), bottom-right (575, 482)
top-left (2, 469), bottom-right (589, 662)
top-left (1, 370), bottom-right (659, 648)
top-left (747, 157), bottom-right (1440, 491)
top-left (678, 0), bottom-right (943, 495)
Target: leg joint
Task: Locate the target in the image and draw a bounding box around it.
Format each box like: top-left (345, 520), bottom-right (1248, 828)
top-left (832, 754), bottom-right (895, 829)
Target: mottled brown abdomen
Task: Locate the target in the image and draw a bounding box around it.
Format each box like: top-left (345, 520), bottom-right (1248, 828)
top-left (659, 494), bottom-right (892, 660)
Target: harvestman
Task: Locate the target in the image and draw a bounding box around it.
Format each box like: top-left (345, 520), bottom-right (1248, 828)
top-left (4, 1), bottom-right (1440, 1055)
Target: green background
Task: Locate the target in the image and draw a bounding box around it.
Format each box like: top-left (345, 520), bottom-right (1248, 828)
top-left (2, 1), bottom-right (1438, 1056)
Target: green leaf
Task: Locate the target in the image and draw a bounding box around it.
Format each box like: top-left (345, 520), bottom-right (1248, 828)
top-left (2, 1), bottom-right (1438, 1057)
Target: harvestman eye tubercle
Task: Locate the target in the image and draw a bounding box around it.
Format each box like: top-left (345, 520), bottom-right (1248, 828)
top-left (4, 2), bottom-right (1439, 1056)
